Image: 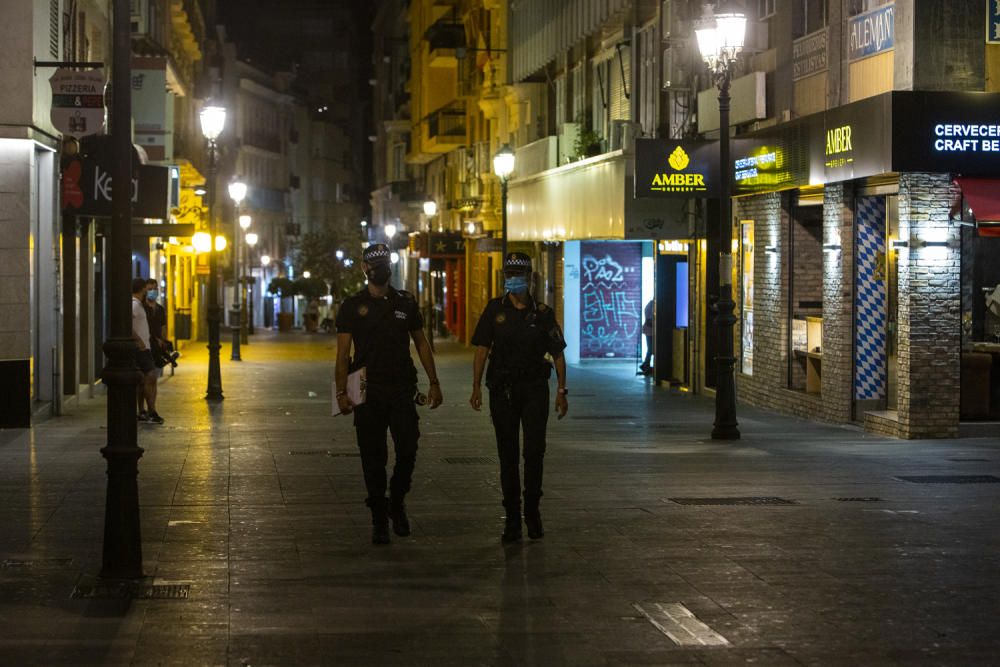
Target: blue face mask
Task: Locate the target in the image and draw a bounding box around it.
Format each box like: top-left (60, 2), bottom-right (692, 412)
top-left (504, 276), bottom-right (529, 295)
top-left (146, 290), bottom-right (158, 300)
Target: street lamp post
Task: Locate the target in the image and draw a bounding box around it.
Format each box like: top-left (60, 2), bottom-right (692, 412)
top-left (228, 184), bottom-right (247, 360)
top-left (99, 0), bottom-right (143, 581)
top-left (493, 144), bottom-right (515, 259)
top-left (696, 2), bottom-right (747, 441)
top-left (245, 232), bottom-right (258, 335)
top-left (200, 104), bottom-right (227, 400)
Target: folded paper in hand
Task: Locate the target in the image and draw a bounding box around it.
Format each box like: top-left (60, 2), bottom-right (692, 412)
top-left (333, 367), bottom-right (366, 416)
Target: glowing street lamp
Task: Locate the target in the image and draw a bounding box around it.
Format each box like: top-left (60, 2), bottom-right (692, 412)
top-left (239, 214), bottom-right (252, 230)
top-left (192, 231), bottom-right (212, 253)
top-left (261, 254), bottom-right (271, 266)
top-left (423, 199), bottom-right (438, 217)
top-left (696, 1), bottom-right (747, 441)
top-left (200, 102), bottom-right (227, 399)
top-left (384, 223), bottom-right (397, 240)
top-left (228, 180), bottom-right (247, 204)
top-left (245, 232), bottom-right (258, 246)
top-left (493, 143), bottom-right (516, 258)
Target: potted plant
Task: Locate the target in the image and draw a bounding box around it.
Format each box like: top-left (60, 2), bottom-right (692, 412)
top-left (268, 277), bottom-right (298, 331)
top-left (294, 276), bottom-right (329, 332)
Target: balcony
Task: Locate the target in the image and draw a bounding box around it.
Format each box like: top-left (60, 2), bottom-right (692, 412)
top-left (424, 19), bottom-right (464, 68)
top-left (426, 104), bottom-right (466, 152)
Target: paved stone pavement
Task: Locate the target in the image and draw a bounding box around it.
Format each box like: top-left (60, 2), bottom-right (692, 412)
top-left (0, 331), bottom-right (998, 666)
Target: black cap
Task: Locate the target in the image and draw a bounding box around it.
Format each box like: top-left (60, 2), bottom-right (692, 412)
top-left (362, 243), bottom-right (391, 266)
top-left (503, 252), bottom-right (532, 273)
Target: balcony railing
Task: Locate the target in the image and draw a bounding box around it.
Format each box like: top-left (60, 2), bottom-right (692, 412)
top-left (424, 20), bottom-right (464, 52)
top-left (428, 104), bottom-right (466, 141)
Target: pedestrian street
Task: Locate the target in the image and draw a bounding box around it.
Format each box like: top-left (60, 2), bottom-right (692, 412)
top-left (0, 332), bottom-right (998, 666)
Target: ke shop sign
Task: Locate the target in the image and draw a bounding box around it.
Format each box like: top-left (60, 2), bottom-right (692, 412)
top-left (61, 157), bottom-right (170, 219)
top-left (634, 139), bottom-right (720, 199)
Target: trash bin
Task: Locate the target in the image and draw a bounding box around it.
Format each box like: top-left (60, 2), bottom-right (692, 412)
top-left (277, 312), bottom-right (294, 332)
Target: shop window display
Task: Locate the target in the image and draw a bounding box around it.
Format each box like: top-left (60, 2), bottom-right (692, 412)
top-left (788, 201), bottom-right (824, 393)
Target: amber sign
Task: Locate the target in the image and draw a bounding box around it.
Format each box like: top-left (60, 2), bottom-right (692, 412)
top-left (635, 139), bottom-right (719, 199)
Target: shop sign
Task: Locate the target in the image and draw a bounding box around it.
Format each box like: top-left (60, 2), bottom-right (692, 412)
top-left (49, 69), bottom-right (106, 137)
top-left (892, 91), bottom-right (1000, 176)
top-left (847, 4), bottom-right (895, 61)
top-left (635, 139), bottom-right (719, 199)
top-left (428, 232), bottom-right (465, 257)
top-left (61, 156), bottom-right (170, 219)
top-left (792, 28), bottom-right (828, 80)
top-left (132, 62), bottom-right (169, 161)
top-left (989, 0), bottom-right (1000, 43)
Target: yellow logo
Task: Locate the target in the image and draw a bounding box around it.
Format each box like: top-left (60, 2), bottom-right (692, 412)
top-left (357, 305), bottom-right (369, 317)
top-left (495, 313), bottom-right (506, 325)
top-left (668, 146), bottom-right (690, 171)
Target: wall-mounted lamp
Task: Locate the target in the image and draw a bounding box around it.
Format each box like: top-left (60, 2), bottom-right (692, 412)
top-left (891, 239), bottom-right (909, 249)
top-left (764, 245), bottom-right (778, 254)
top-left (922, 240), bottom-right (950, 248)
top-left (822, 243), bottom-right (841, 252)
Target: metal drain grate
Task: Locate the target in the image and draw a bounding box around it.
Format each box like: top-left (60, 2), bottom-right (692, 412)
top-left (444, 456), bottom-right (498, 465)
top-left (71, 582), bottom-right (191, 600)
top-left (896, 475), bottom-right (1000, 484)
top-left (3, 557), bottom-right (73, 569)
top-left (289, 449), bottom-right (330, 456)
top-left (834, 497), bottom-right (883, 502)
top-left (572, 415), bottom-right (636, 420)
top-left (669, 497), bottom-right (796, 506)
top-left (947, 458), bottom-right (990, 462)
top-left (327, 452), bottom-right (360, 458)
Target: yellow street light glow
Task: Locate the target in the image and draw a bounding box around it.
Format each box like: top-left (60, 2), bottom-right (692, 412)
top-left (192, 231), bottom-right (212, 253)
top-left (215, 235), bottom-right (227, 252)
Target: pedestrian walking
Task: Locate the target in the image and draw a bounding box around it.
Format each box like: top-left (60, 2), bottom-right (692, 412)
top-left (131, 278), bottom-right (163, 424)
top-left (470, 252), bottom-right (568, 543)
top-left (335, 243), bottom-right (443, 545)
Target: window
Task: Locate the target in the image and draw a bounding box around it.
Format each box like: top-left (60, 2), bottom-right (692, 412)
top-left (741, 221), bottom-right (755, 375)
top-left (758, 0), bottom-right (776, 19)
top-left (571, 64), bottom-right (586, 124)
top-left (638, 23), bottom-right (658, 137)
top-left (793, 0), bottom-right (828, 39)
top-left (788, 197), bottom-right (824, 394)
top-left (554, 74), bottom-right (567, 127)
top-left (848, 0), bottom-right (891, 16)
top-left (390, 143), bottom-right (406, 182)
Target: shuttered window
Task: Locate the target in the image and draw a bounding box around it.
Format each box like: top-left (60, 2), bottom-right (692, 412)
top-left (49, 0), bottom-right (60, 58)
top-left (571, 64), bottom-right (586, 124)
top-left (554, 74), bottom-right (567, 127)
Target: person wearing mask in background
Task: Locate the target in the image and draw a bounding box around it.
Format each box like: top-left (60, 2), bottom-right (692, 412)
top-left (131, 278), bottom-right (163, 424)
top-left (335, 243), bottom-right (443, 545)
top-left (470, 252), bottom-right (568, 543)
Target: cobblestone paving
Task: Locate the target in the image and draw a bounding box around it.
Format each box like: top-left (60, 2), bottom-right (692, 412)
top-left (0, 331), bottom-right (998, 666)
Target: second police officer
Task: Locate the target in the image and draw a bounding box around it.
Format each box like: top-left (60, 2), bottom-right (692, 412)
top-left (335, 243), bottom-right (443, 545)
top-left (470, 252), bottom-right (568, 543)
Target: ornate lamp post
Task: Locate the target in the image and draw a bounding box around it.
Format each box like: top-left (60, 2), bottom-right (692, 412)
top-left (492, 144), bottom-right (515, 258)
top-left (100, 0), bottom-right (143, 581)
top-left (227, 183), bottom-right (247, 359)
top-left (696, 2), bottom-right (747, 440)
top-left (200, 103), bottom-right (227, 400)
top-left (245, 231), bottom-right (258, 335)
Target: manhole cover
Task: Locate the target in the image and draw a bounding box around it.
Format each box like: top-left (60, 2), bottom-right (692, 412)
top-left (896, 475), bottom-right (1000, 484)
top-left (668, 497), bottom-right (796, 506)
top-left (444, 456), bottom-right (498, 465)
top-left (572, 415), bottom-right (636, 420)
top-left (834, 497), bottom-right (883, 502)
top-left (289, 450), bottom-right (330, 456)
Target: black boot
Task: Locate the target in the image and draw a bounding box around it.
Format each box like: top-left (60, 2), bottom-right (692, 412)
top-left (388, 495), bottom-right (410, 537)
top-left (525, 497), bottom-right (544, 540)
top-left (501, 505), bottom-right (522, 543)
top-left (367, 498), bottom-right (390, 545)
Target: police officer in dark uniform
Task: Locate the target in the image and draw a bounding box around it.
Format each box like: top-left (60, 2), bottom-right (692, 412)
top-left (470, 252), bottom-right (568, 543)
top-left (335, 243), bottom-right (443, 544)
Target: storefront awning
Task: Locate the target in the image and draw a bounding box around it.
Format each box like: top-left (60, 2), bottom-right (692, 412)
top-left (955, 177), bottom-right (1000, 221)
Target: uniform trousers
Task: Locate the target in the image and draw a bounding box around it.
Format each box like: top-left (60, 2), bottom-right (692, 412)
top-left (488, 378), bottom-right (549, 513)
top-left (353, 386), bottom-right (420, 508)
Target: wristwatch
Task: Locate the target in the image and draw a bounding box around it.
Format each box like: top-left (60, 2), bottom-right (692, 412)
top-left (557, 387), bottom-right (568, 395)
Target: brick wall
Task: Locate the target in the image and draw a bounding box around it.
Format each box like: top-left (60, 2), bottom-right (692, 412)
top-left (734, 188), bottom-right (855, 426)
top-left (895, 172), bottom-right (962, 438)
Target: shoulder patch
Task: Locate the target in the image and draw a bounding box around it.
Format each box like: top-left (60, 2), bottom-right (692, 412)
top-left (537, 303), bottom-right (549, 312)
top-left (396, 290), bottom-right (416, 303)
